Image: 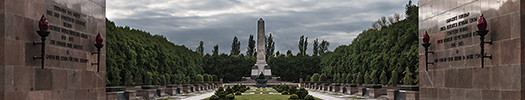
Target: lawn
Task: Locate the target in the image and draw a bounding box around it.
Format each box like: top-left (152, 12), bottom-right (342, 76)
top-left (235, 94), bottom-right (292, 100)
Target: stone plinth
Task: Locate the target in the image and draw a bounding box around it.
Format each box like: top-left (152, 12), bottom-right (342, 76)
top-left (386, 89), bottom-right (398, 100)
top-left (182, 85), bottom-right (190, 93)
top-left (406, 91), bottom-right (419, 100)
top-left (356, 87), bottom-right (366, 96)
top-left (332, 85), bottom-right (340, 93)
top-left (323, 84), bottom-right (330, 91)
top-left (339, 86), bottom-right (345, 93)
top-left (106, 92), bottom-right (119, 100)
top-left (166, 86), bottom-right (178, 95)
top-left (157, 87), bottom-right (168, 97)
top-left (368, 88), bottom-right (387, 98)
top-left (125, 90), bottom-right (137, 100)
top-left (193, 84), bottom-right (200, 91)
top-left (347, 86), bottom-right (358, 95)
top-left (137, 89), bottom-right (155, 100)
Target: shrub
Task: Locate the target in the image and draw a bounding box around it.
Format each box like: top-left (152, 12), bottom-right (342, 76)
top-left (305, 75), bottom-right (311, 82)
top-left (235, 91), bottom-right (241, 95)
top-left (341, 73), bottom-right (347, 84)
top-left (389, 70), bottom-right (398, 86)
top-left (196, 74), bottom-right (203, 83)
top-left (226, 94), bottom-right (235, 99)
top-left (311, 73), bottom-right (320, 82)
top-left (304, 95), bottom-right (315, 100)
top-left (356, 72), bottom-right (363, 85)
top-left (282, 91), bottom-right (289, 95)
top-left (346, 73), bottom-right (353, 84)
top-left (371, 70), bottom-right (379, 84)
top-left (289, 94), bottom-right (299, 99)
top-left (288, 85), bottom-right (297, 94)
top-left (319, 74), bottom-right (327, 82)
top-left (380, 70), bottom-right (388, 85)
top-left (401, 67), bottom-right (414, 85)
top-left (209, 95), bottom-right (219, 100)
top-left (364, 72), bottom-right (370, 84)
top-left (332, 73), bottom-right (338, 83)
top-left (296, 88), bottom-right (308, 99)
top-left (226, 86), bottom-right (234, 94)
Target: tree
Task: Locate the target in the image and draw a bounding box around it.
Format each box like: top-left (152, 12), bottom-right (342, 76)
top-left (356, 72), bottom-right (363, 85)
top-left (319, 40), bottom-right (329, 55)
top-left (305, 75), bottom-right (311, 82)
top-left (346, 73), bottom-right (352, 84)
top-left (212, 44), bottom-right (219, 56)
top-left (380, 70), bottom-right (388, 85)
top-left (311, 73), bottom-right (320, 82)
top-left (230, 36), bottom-right (241, 55)
top-left (286, 50), bottom-right (293, 57)
top-left (298, 35), bottom-right (304, 56)
top-left (266, 34), bottom-right (275, 58)
top-left (364, 71), bottom-right (370, 84)
top-left (388, 70), bottom-right (398, 86)
top-left (319, 74), bottom-right (327, 82)
top-left (341, 73), bottom-right (347, 84)
top-left (246, 34), bottom-right (255, 56)
top-left (401, 67), bottom-right (414, 85)
top-left (197, 41), bottom-right (204, 55)
top-left (371, 70), bottom-right (378, 84)
top-left (313, 39), bottom-right (319, 56)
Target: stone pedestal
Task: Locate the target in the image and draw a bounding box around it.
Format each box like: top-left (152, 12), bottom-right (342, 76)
top-left (125, 90), bottom-right (137, 100)
top-left (323, 84), bottom-right (330, 91)
top-left (347, 86), bottom-right (358, 95)
top-left (157, 87), bottom-right (168, 97)
top-left (386, 89), bottom-right (398, 100)
top-left (137, 89), bottom-right (155, 100)
top-left (406, 91), bottom-right (419, 100)
top-left (166, 86), bottom-right (178, 95)
top-left (339, 86), bottom-right (345, 93)
top-left (194, 84), bottom-right (201, 91)
top-left (356, 87), bottom-right (366, 96)
top-left (368, 88), bottom-right (387, 98)
top-left (332, 85), bottom-right (340, 93)
top-left (106, 92), bottom-right (119, 100)
top-left (182, 85), bottom-right (190, 93)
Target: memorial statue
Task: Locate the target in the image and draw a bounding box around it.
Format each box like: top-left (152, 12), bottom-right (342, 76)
top-left (255, 72), bottom-right (267, 88)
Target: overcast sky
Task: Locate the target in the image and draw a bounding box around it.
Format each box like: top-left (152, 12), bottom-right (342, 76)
top-left (107, 0), bottom-right (418, 55)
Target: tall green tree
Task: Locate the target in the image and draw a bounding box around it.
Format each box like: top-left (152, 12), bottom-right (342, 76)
top-left (298, 35), bottom-right (308, 56)
top-left (246, 34), bottom-right (256, 56)
top-left (197, 41), bottom-right (204, 55)
top-left (213, 44), bottom-right (219, 56)
top-left (313, 39), bottom-right (319, 56)
top-left (230, 36), bottom-right (241, 55)
top-left (319, 40), bottom-right (329, 55)
top-left (266, 34), bottom-right (275, 59)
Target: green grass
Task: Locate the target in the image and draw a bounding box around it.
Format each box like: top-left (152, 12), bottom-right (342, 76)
top-left (346, 96), bottom-right (366, 99)
top-left (158, 97), bottom-right (177, 100)
top-left (180, 94), bottom-right (194, 96)
top-left (235, 94), bottom-right (291, 100)
top-left (330, 93), bottom-right (342, 96)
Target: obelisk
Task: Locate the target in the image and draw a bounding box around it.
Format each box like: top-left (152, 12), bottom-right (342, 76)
top-left (251, 18), bottom-right (271, 79)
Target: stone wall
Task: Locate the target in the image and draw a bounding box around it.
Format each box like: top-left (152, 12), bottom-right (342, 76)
top-left (418, 0), bottom-right (523, 99)
top-left (0, 0), bottom-right (106, 99)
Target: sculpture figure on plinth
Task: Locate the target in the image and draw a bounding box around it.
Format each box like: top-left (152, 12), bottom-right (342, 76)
top-left (255, 72), bottom-right (267, 88)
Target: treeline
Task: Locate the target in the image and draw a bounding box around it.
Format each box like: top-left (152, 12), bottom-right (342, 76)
top-left (202, 34), bottom-right (324, 83)
top-left (105, 20), bottom-right (205, 86)
top-left (318, 1), bottom-right (419, 85)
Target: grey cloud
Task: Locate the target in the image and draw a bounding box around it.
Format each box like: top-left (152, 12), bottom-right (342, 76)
top-left (108, 0), bottom-right (418, 55)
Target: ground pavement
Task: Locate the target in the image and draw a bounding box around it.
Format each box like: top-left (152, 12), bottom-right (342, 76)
top-left (168, 88), bottom-right (378, 100)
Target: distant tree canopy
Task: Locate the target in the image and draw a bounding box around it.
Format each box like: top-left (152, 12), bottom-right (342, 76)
top-left (318, 2), bottom-right (419, 85)
top-left (106, 19), bottom-right (204, 86)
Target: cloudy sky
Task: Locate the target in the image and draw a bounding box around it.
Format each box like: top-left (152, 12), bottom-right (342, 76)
top-left (107, 0), bottom-right (417, 55)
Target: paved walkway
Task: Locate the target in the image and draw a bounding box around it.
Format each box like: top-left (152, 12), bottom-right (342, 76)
top-left (178, 91), bottom-right (215, 100)
top-left (308, 90), bottom-right (345, 100)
